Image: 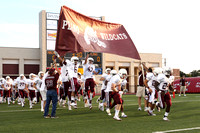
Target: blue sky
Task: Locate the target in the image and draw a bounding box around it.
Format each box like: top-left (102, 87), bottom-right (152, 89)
top-left (0, 0), bottom-right (200, 73)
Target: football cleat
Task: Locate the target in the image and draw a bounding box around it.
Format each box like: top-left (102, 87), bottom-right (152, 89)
top-left (89, 105), bottom-right (92, 110)
top-left (96, 97), bottom-right (100, 103)
top-left (163, 117), bottom-right (169, 121)
top-left (113, 116), bottom-right (122, 121)
top-left (106, 108), bottom-right (111, 116)
top-left (68, 105), bottom-right (72, 110)
top-left (148, 111), bottom-right (156, 116)
top-left (41, 108), bottom-right (44, 112)
top-left (121, 114), bottom-right (127, 118)
top-left (70, 102), bottom-right (77, 106)
top-left (144, 107), bottom-right (149, 112)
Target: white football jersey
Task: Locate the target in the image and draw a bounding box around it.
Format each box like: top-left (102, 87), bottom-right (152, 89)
top-left (16, 79), bottom-right (27, 90)
top-left (0, 78), bottom-right (5, 90)
top-left (4, 80), bottom-right (12, 90)
top-left (69, 62), bottom-right (80, 79)
top-left (26, 79), bottom-right (36, 90)
top-left (157, 73), bottom-right (169, 91)
top-left (40, 72), bottom-right (48, 91)
top-left (83, 63), bottom-right (95, 80)
top-left (146, 72), bottom-right (156, 90)
top-left (121, 79), bottom-right (127, 88)
top-left (101, 73), bottom-right (111, 90)
top-left (61, 60), bottom-right (73, 82)
top-left (35, 77), bottom-right (43, 91)
top-left (106, 74), bottom-right (121, 92)
top-left (169, 76), bottom-right (175, 84)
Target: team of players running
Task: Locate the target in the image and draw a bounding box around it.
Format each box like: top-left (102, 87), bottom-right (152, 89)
top-left (0, 53), bottom-right (174, 121)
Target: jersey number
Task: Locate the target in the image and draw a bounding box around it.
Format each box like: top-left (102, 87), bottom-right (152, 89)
top-left (46, 80), bottom-right (53, 87)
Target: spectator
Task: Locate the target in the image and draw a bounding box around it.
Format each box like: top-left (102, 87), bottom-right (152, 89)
top-left (136, 62), bottom-right (148, 111)
top-left (44, 62), bottom-right (61, 118)
top-left (179, 75), bottom-right (188, 96)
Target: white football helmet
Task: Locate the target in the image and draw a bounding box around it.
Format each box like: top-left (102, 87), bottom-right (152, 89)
top-left (110, 70), bottom-right (117, 76)
top-left (163, 67), bottom-right (172, 76)
top-left (88, 57), bottom-right (94, 63)
top-left (6, 76), bottom-right (10, 80)
top-left (38, 71), bottom-right (44, 78)
top-left (105, 68), bottom-right (111, 74)
top-left (119, 69), bottom-right (127, 78)
top-left (153, 67), bottom-right (163, 75)
top-left (29, 73), bottom-right (35, 79)
top-left (71, 56), bottom-right (79, 63)
top-left (20, 74), bottom-right (25, 80)
top-left (0, 78), bottom-right (4, 82)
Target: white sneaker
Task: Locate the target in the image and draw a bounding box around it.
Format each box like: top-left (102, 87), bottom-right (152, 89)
top-left (138, 107), bottom-right (142, 111)
top-left (163, 117), bottom-right (169, 121)
top-left (30, 106), bottom-right (33, 109)
top-left (41, 108), bottom-right (44, 112)
top-left (179, 94), bottom-right (181, 96)
top-left (184, 94), bottom-right (186, 96)
top-left (113, 116), bottom-right (122, 121)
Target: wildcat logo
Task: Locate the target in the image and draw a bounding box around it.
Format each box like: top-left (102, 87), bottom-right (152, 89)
top-left (84, 26), bottom-right (106, 48)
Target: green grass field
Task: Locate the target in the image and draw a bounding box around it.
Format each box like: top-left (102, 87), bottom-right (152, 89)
top-left (0, 94), bottom-right (200, 133)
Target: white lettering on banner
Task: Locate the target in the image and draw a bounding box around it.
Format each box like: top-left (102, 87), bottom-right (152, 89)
top-left (62, 20), bottom-right (80, 34)
top-left (196, 82), bottom-right (200, 88)
top-left (100, 33), bottom-right (128, 40)
top-left (84, 26), bottom-right (106, 48)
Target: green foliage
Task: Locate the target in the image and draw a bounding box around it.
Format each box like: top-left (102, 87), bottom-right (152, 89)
top-left (180, 70), bottom-right (200, 77)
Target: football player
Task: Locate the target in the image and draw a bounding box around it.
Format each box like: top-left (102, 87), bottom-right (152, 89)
top-left (26, 73), bottom-right (36, 109)
top-left (97, 68), bottom-right (111, 111)
top-left (15, 74), bottom-right (28, 107)
top-left (144, 68), bottom-right (157, 116)
top-left (155, 67), bottom-right (174, 121)
top-left (3, 76), bottom-right (13, 105)
top-left (110, 69), bottom-right (128, 118)
top-left (34, 71), bottom-right (44, 112)
top-left (105, 70), bottom-right (117, 116)
top-left (108, 69), bottom-right (127, 121)
top-left (83, 53), bottom-right (100, 109)
top-left (0, 78), bottom-right (5, 103)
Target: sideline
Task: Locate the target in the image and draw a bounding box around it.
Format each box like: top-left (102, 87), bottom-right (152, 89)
top-left (152, 127), bottom-right (200, 133)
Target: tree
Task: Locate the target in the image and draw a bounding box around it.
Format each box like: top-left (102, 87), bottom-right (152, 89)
top-left (190, 70), bottom-right (200, 77)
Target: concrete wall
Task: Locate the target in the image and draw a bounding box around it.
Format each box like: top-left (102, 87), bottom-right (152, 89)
top-left (0, 47), bottom-right (40, 77)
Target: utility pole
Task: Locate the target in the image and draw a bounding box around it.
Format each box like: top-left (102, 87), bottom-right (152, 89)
top-left (164, 58), bottom-right (166, 67)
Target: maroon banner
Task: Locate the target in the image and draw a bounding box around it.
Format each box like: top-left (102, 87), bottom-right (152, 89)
top-left (173, 77), bottom-right (200, 93)
top-left (55, 6), bottom-right (141, 60)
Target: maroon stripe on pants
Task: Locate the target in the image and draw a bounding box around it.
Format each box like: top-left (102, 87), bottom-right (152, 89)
top-left (29, 90), bottom-right (35, 101)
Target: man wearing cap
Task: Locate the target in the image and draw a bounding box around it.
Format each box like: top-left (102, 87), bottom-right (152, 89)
top-left (44, 63), bottom-right (61, 118)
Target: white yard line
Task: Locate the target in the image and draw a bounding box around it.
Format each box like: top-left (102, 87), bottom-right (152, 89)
top-left (153, 127), bottom-right (200, 133)
top-left (0, 99), bottom-right (200, 113)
